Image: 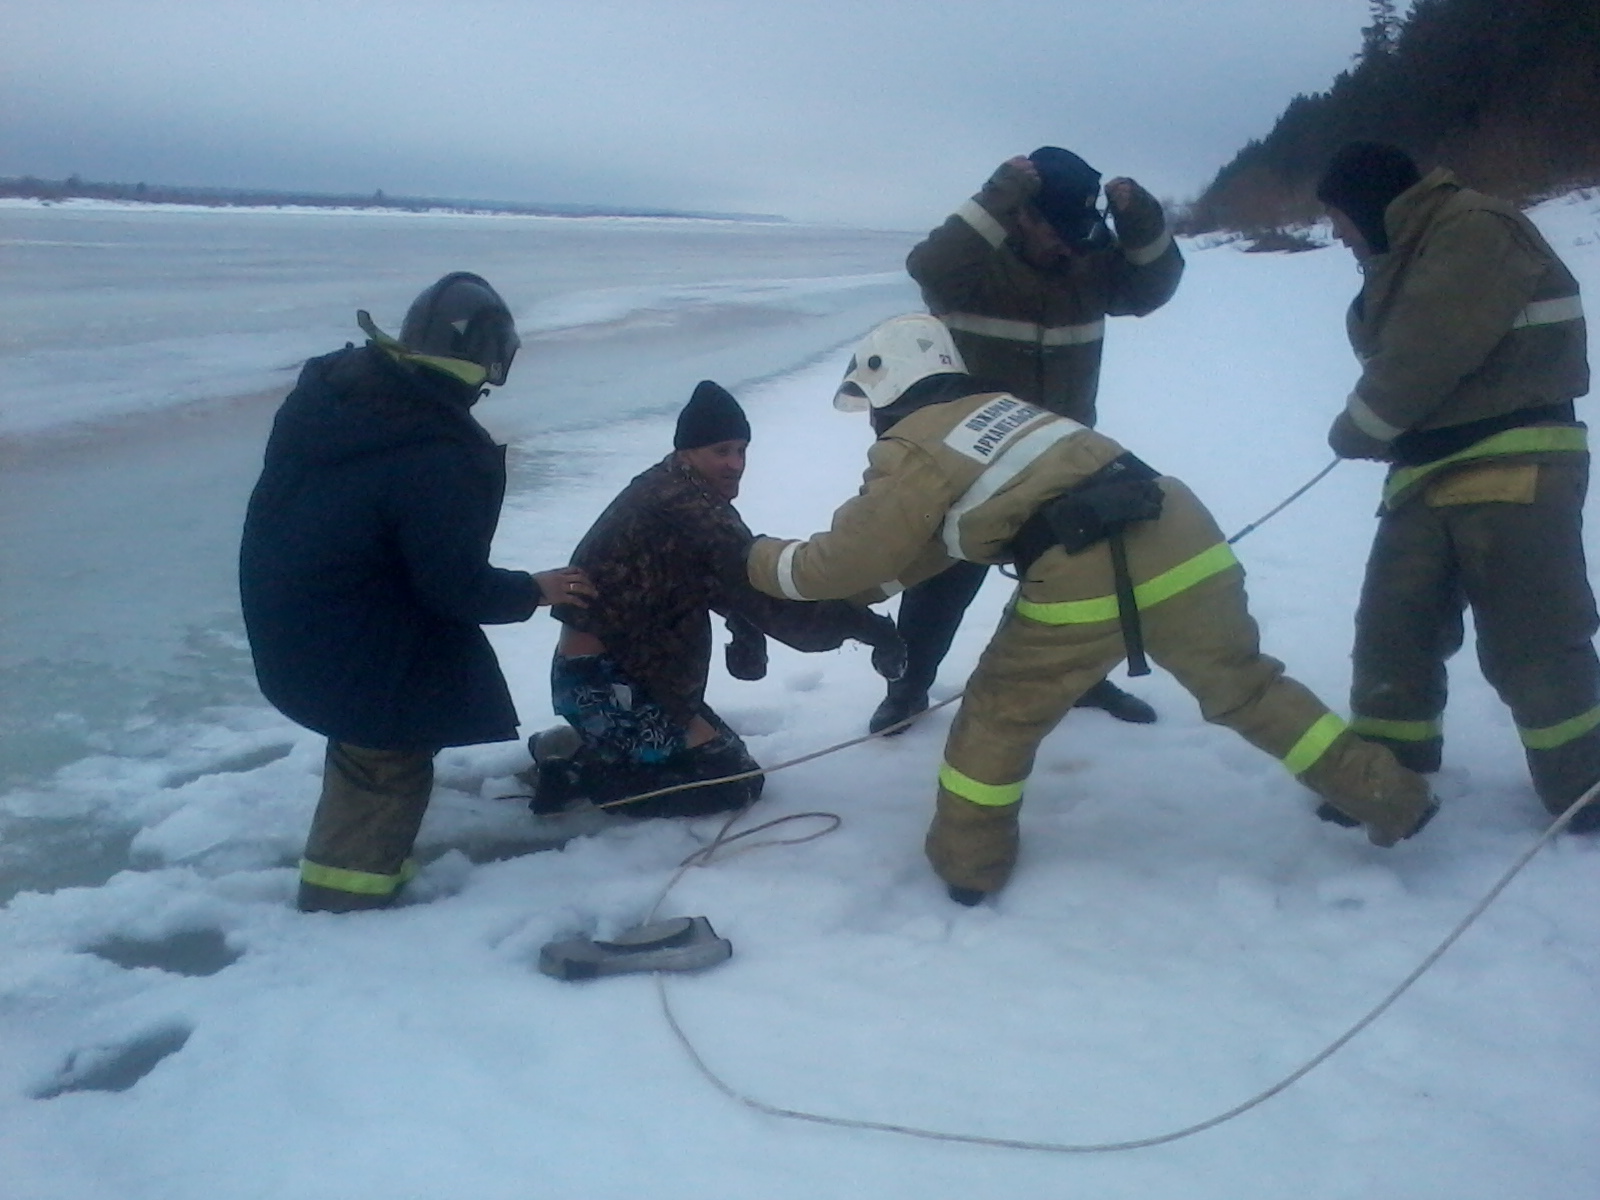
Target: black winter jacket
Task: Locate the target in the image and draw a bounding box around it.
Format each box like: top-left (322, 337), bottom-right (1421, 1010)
top-left (240, 345), bottom-right (539, 750)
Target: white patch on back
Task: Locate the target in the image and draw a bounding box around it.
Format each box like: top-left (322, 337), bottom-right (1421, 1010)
top-left (942, 396), bottom-right (1055, 463)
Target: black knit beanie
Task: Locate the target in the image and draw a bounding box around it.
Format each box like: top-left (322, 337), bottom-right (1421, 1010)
top-left (674, 380), bottom-right (750, 450)
top-left (1028, 146), bottom-right (1102, 242)
top-left (1316, 142), bottom-right (1421, 253)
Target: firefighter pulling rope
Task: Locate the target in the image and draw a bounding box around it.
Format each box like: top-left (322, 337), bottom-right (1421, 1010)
top-left (529, 450), bottom-right (1597, 1152)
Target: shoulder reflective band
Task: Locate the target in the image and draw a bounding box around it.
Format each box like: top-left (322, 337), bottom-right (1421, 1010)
top-left (944, 312), bottom-right (1107, 347)
top-left (1282, 713), bottom-right (1348, 777)
top-left (1013, 542), bottom-right (1238, 625)
top-left (956, 199), bottom-right (1008, 249)
top-left (938, 761), bottom-right (1025, 808)
top-left (299, 857), bottom-right (419, 896)
top-left (1519, 703), bottom-right (1600, 751)
top-left (1351, 715), bottom-right (1443, 742)
top-left (1511, 294), bottom-right (1584, 328)
top-left (1383, 425), bottom-right (1588, 508)
top-left (942, 416), bottom-right (1084, 557)
top-left (1124, 227), bottom-right (1173, 266)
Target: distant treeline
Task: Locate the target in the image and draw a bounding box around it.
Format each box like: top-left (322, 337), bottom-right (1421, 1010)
top-left (1186, 0), bottom-right (1600, 237)
top-left (0, 174), bottom-right (783, 223)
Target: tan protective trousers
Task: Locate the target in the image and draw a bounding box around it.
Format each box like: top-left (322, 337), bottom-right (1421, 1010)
top-left (926, 564), bottom-right (1432, 893)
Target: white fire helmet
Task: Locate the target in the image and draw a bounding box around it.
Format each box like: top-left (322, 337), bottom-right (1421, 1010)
top-left (833, 314), bottom-right (967, 412)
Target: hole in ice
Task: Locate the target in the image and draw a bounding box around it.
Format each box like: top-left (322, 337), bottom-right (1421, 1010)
top-left (88, 928), bottom-right (240, 976)
top-left (162, 742), bottom-right (293, 789)
top-left (32, 1023), bottom-right (193, 1099)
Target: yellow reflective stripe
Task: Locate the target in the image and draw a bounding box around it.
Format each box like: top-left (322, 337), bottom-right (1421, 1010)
top-left (1283, 713), bottom-right (1347, 776)
top-left (1014, 542), bottom-right (1238, 625)
top-left (299, 857), bottom-right (418, 896)
top-left (1383, 426), bottom-right (1588, 507)
top-left (1519, 703), bottom-right (1600, 751)
top-left (1350, 715), bottom-right (1443, 742)
top-left (938, 761), bottom-right (1024, 808)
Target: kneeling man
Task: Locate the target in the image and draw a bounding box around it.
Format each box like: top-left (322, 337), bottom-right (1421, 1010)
top-left (532, 380), bottom-right (905, 818)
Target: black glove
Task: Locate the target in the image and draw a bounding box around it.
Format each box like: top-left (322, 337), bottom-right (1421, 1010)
top-left (859, 612), bottom-right (907, 682)
top-left (1328, 410), bottom-right (1392, 461)
top-left (723, 613), bottom-right (768, 681)
top-left (1107, 179), bottom-right (1165, 251)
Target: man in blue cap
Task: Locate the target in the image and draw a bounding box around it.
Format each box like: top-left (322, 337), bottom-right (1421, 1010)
top-left (868, 147), bottom-right (1185, 735)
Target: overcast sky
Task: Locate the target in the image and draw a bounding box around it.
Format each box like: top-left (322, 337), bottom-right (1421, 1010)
top-left (2, 0), bottom-right (1372, 228)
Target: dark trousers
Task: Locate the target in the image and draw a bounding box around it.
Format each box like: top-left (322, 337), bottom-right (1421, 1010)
top-left (893, 560), bottom-right (991, 693)
top-left (299, 741), bottom-right (434, 911)
top-left (1352, 459), bottom-right (1600, 812)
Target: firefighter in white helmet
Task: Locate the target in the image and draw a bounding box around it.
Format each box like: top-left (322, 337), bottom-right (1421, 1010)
top-left (747, 314), bottom-right (1436, 903)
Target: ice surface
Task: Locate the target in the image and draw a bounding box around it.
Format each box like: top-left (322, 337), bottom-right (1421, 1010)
top-left (1, 194), bottom-right (1599, 1199)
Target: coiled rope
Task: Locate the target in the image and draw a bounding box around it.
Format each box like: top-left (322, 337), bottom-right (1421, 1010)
top-left (533, 454), bottom-right (1597, 1151)
top-left (647, 777), bottom-right (1598, 1154)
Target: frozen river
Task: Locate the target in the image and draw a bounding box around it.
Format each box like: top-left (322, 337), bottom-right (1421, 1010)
top-left (0, 201), bottom-right (918, 894)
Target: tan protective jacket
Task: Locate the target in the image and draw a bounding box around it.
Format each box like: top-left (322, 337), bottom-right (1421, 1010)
top-left (1342, 170), bottom-right (1589, 506)
top-left (906, 162), bottom-right (1183, 427)
top-left (747, 391), bottom-right (1233, 620)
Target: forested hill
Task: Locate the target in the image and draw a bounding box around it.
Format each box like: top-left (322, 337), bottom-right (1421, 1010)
top-left (1186, 0), bottom-right (1600, 236)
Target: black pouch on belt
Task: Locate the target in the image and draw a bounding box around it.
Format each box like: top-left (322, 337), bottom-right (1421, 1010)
top-left (1010, 452), bottom-right (1165, 675)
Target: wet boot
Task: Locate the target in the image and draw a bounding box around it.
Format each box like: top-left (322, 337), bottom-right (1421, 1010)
top-left (869, 681), bottom-right (930, 736)
top-left (522, 726), bottom-right (584, 815)
top-left (1074, 678), bottom-right (1157, 724)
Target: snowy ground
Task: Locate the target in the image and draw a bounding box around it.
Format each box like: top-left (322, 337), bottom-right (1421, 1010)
top-left (3, 194), bottom-right (1600, 1199)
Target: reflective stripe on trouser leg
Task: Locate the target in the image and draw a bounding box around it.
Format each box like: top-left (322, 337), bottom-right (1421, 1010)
top-left (928, 607), bottom-right (1126, 892)
top-left (1350, 497), bottom-right (1463, 775)
top-left (301, 741), bottom-right (434, 899)
top-left (1136, 562), bottom-right (1431, 844)
top-left (1451, 458), bottom-right (1600, 811)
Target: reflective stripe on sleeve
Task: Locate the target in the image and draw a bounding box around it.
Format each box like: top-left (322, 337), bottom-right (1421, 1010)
top-left (938, 761), bottom-right (1025, 808)
top-left (956, 199), bottom-right (1008, 249)
top-left (1347, 392), bottom-right (1405, 441)
top-left (1512, 295), bottom-right (1584, 328)
top-left (1350, 715), bottom-right (1443, 742)
top-left (1382, 425), bottom-right (1589, 508)
top-left (1518, 703), bottom-right (1600, 751)
top-left (775, 541), bottom-right (809, 601)
top-left (1013, 542), bottom-right (1238, 625)
top-left (299, 857), bottom-right (418, 897)
top-left (1124, 227), bottom-right (1173, 267)
top-left (944, 312), bottom-right (1106, 347)
top-left (941, 418), bottom-right (1085, 558)
top-left (1282, 713), bottom-right (1348, 776)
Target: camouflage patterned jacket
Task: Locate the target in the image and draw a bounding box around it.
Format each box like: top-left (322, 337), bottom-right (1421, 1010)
top-left (554, 454), bottom-right (887, 727)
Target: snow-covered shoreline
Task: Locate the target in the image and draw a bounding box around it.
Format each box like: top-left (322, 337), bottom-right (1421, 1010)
top-left (3, 194), bottom-right (1598, 1198)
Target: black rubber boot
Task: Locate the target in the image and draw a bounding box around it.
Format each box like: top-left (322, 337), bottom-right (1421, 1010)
top-left (1074, 679), bottom-right (1157, 724)
top-left (869, 684), bottom-right (929, 736)
top-left (1316, 798), bottom-right (1439, 840)
top-left (947, 885), bottom-right (986, 907)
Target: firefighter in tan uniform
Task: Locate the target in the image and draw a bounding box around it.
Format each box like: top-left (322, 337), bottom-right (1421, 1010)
top-left (869, 148), bottom-right (1185, 736)
top-left (1317, 143), bottom-right (1599, 833)
top-left (748, 314), bottom-right (1436, 903)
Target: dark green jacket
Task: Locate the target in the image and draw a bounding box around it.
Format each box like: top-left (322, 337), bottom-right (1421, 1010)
top-left (906, 160), bottom-right (1183, 427)
top-left (1340, 169), bottom-right (1588, 506)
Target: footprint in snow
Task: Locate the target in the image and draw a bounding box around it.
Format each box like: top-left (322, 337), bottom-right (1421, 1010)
top-left (32, 1023), bottom-right (193, 1099)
